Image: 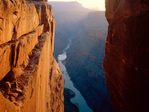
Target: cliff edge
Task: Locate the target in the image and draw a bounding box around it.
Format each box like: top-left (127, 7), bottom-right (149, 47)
top-left (0, 0), bottom-right (64, 112)
top-left (104, 0), bottom-right (149, 112)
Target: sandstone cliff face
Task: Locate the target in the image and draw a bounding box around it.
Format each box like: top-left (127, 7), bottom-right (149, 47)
top-left (0, 0), bottom-right (64, 112)
top-left (104, 0), bottom-right (149, 112)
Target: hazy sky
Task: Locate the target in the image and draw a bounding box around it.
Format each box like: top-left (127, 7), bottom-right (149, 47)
top-left (48, 0), bottom-right (105, 11)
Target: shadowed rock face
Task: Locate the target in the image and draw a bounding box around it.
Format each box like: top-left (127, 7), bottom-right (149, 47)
top-left (0, 0), bottom-right (64, 112)
top-left (104, 0), bottom-right (149, 112)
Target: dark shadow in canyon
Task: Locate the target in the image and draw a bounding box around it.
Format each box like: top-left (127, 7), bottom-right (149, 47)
top-left (50, 1), bottom-right (113, 112)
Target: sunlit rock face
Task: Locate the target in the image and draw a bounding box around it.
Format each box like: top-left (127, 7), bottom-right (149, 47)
top-left (0, 0), bottom-right (64, 112)
top-left (104, 0), bottom-right (149, 112)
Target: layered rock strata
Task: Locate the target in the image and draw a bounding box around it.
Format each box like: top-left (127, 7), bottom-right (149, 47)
top-left (104, 0), bottom-right (149, 112)
top-left (0, 0), bottom-right (64, 112)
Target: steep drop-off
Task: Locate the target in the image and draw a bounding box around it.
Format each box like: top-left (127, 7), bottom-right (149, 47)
top-left (0, 0), bottom-right (64, 112)
top-left (66, 11), bottom-right (112, 112)
top-left (104, 0), bottom-right (149, 112)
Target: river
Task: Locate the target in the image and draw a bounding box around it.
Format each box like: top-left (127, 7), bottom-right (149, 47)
top-left (58, 40), bottom-right (93, 112)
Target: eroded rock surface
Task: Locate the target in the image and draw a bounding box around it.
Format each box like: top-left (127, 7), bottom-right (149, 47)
top-left (0, 0), bottom-right (64, 112)
top-left (104, 0), bottom-right (149, 112)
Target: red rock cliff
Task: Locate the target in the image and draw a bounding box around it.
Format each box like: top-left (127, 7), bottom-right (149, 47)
top-left (0, 0), bottom-right (64, 112)
top-left (104, 0), bottom-right (149, 112)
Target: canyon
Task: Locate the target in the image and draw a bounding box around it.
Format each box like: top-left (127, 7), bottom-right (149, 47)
top-left (0, 0), bottom-right (148, 112)
top-left (104, 0), bottom-right (149, 112)
top-left (51, 2), bottom-right (112, 112)
top-left (0, 0), bottom-right (64, 112)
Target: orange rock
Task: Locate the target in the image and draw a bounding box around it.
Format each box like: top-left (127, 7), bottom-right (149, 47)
top-left (0, 0), bottom-right (64, 112)
top-left (0, 93), bottom-right (16, 112)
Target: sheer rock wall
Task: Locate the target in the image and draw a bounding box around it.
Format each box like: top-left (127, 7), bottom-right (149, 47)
top-left (0, 0), bottom-right (64, 112)
top-left (104, 0), bottom-right (149, 112)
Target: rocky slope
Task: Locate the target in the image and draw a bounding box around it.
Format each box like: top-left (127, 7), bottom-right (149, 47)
top-left (104, 0), bottom-right (149, 112)
top-left (0, 0), bottom-right (64, 112)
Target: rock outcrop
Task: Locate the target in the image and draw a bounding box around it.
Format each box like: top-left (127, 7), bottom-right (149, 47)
top-left (0, 0), bottom-right (64, 112)
top-left (104, 0), bottom-right (149, 112)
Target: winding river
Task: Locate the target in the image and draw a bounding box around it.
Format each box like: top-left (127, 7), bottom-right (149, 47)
top-left (58, 40), bottom-right (93, 112)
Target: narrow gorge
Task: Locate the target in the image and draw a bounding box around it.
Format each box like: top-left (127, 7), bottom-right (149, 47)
top-left (58, 40), bottom-right (93, 112)
top-left (0, 0), bottom-right (148, 112)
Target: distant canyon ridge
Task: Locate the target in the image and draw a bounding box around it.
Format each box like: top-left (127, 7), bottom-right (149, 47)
top-left (50, 2), bottom-right (112, 112)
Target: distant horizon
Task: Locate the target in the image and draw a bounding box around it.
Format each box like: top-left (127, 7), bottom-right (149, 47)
top-left (48, 0), bottom-right (105, 11)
